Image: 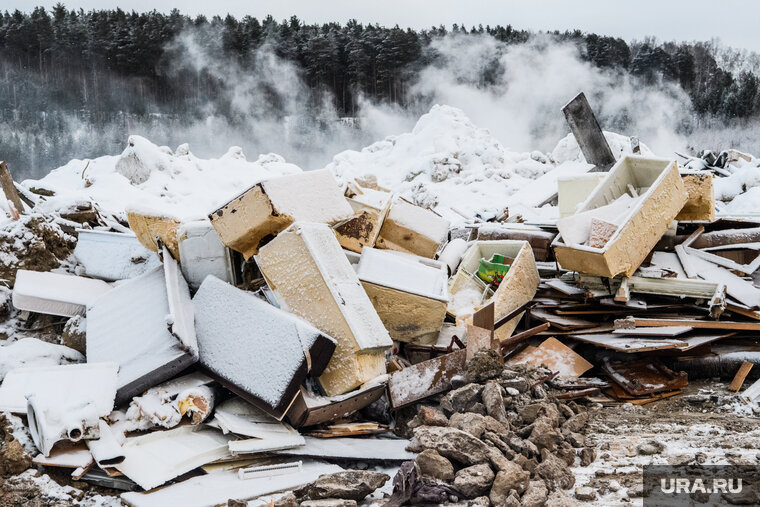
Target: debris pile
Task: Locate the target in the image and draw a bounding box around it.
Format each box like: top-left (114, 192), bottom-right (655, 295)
top-left (0, 92), bottom-right (760, 505)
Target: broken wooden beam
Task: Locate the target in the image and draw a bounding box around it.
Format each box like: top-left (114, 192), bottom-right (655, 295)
top-left (0, 160), bottom-right (26, 216)
top-left (615, 316), bottom-right (760, 331)
top-left (561, 92), bottom-right (616, 171)
top-left (729, 361), bottom-right (754, 392)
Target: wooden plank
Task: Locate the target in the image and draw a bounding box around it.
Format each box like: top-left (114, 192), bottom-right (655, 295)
top-left (686, 246), bottom-right (760, 276)
top-left (571, 333), bottom-right (686, 353)
top-left (689, 255), bottom-right (760, 308)
top-left (387, 350), bottom-right (466, 409)
top-left (508, 337), bottom-right (592, 377)
top-left (614, 277), bottom-right (630, 302)
top-left (561, 92), bottom-right (616, 171)
top-left (616, 317), bottom-right (760, 331)
top-left (472, 302), bottom-right (495, 330)
top-left (530, 308), bottom-right (597, 330)
top-left (741, 377), bottom-right (760, 402)
top-left (727, 304), bottom-right (760, 321)
top-left (675, 245), bottom-right (698, 279)
top-left (466, 325), bottom-right (496, 362)
top-left (0, 161), bottom-right (25, 216)
top-left (677, 332), bottom-right (734, 351)
top-left (612, 326), bottom-right (692, 337)
top-left (681, 225), bottom-right (705, 248)
top-left (545, 279), bottom-right (587, 296)
top-left (500, 322), bottom-right (550, 351)
top-left (729, 361), bottom-right (754, 392)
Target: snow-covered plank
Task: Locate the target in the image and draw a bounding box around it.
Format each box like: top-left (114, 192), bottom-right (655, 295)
top-left (276, 436), bottom-right (416, 461)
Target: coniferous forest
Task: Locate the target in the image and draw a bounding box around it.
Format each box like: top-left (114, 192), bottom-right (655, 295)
top-left (1, 5), bottom-right (759, 178)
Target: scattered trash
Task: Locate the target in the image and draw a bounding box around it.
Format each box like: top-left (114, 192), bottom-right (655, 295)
top-left (4, 89), bottom-right (760, 506)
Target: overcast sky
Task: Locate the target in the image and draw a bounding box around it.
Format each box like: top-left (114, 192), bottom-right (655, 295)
top-left (6, 0), bottom-right (760, 52)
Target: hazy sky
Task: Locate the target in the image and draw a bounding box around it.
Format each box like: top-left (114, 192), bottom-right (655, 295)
top-left (5, 0), bottom-right (760, 52)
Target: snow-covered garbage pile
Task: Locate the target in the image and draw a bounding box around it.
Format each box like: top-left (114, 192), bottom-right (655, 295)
top-left (2, 99), bottom-right (760, 505)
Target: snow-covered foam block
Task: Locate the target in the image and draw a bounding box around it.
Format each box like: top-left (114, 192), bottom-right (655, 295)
top-left (12, 270), bottom-right (112, 317)
top-left (376, 197), bottom-right (450, 258)
top-left (193, 276), bottom-right (336, 420)
top-left (334, 186), bottom-right (392, 253)
top-left (86, 246), bottom-right (198, 405)
top-left (209, 169), bottom-right (354, 259)
top-left (256, 222), bottom-right (392, 396)
top-left (74, 229), bottom-right (162, 281)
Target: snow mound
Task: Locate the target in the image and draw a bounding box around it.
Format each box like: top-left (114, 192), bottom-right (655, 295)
top-left (550, 131), bottom-right (653, 164)
top-left (327, 105), bottom-right (555, 222)
top-left (25, 136), bottom-right (302, 221)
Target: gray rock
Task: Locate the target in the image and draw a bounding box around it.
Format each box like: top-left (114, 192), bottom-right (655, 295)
top-left (636, 439), bottom-right (665, 456)
top-left (501, 376), bottom-right (529, 393)
top-left (536, 454), bottom-right (575, 491)
top-left (416, 449), bottom-right (454, 481)
top-left (468, 497), bottom-right (491, 507)
top-left (574, 486), bottom-right (596, 501)
top-left (454, 464), bottom-right (496, 499)
top-left (520, 480), bottom-right (549, 507)
top-left (294, 471), bottom-right (389, 501)
top-left (483, 431), bottom-right (514, 458)
top-left (505, 387), bottom-right (520, 397)
top-left (450, 412), bottom-right (488, 439)
top-left (580, 447), bottom-right (596, 467)
top-left (417, 405), bottom-right (449, 427)
top-left (441, 383), bottom-right (484, 414)
top-left (546, 489), bottom-right (578, 506)
top-left (528, 418), bottom-right (562, 453)
top-left (271, 492), bottom-right (298, 507)
top-left (566, 432), bottom-right (586, 448)
top-left (627, 484), bottom-right (644, 498)
top-left (562, 412), bottom-right (589, 434)
top-left (412, 426), bottom-right (492, 465)
top-left (61, 315), bottom-right (86, 354)
top-left (483, 381), bottom-right (509, 425)
top-left (490, 461), bottom-right (530, 504)
top-left (723, 483), bottom-right (759, 504)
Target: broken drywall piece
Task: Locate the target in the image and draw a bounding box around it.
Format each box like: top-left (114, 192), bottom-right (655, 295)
top-left (177, 220), bottom-right (235, 290)
top-left (32, 444), bottom-right (94, 470)
top-left (376, 197), bottom-right (450, 258)
top-left (509, 337), bottom-right (592, 378)
top-left (115, 425), bottom-right (234, 491)
top-left (74, 229), bottom-right (162, 281)
top-left (213, 397), bottom-right (304, 454)
top-left (12, 270), bottom-right (112, 317)
top-left (689, 254), bottom-right (760, 308)
top-left (126, 210), bottom-right (181, 260)
top-left (553, 156), bottom-right (688, 278)
top-left (0, 362), bottom-right (118, 455)
top-left (124, 372), bottom-right (215, 431)
top-left (209, 169), bottom-right (353, 259)
top-left (357, 247), bottom-right (448, 343)
top-left (277, 436), bottom-right (416, 461)
top-left (86, 251), bottom-right (199, 405)
top-left (256, 222), bottom-right (391, 396)
top-left (193, 275), bottom-right (336, 419)
top-left (120, 460), bottom-right (343, 507)
top-left (334, 186), bottom-right (392, 253)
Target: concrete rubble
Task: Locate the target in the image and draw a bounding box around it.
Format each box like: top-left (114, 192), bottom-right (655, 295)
top-left (2, 92), bottom-right (760, 506)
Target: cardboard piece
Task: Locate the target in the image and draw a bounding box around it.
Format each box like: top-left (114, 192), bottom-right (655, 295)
top-left (12, 270), bottom-right (112, 318)
top-left (193, 276), bottom-right (336, 420)
top-left (553, 156), bottom-right (689, 278)
top-left (256, 222), bottom-right (391, 396)
top-left (357, 247), bottom-right (448, 343)
top-left (86, 247), bottom-right (198, 405)
top-left (676, 171), bottom-right (715, 222)
top-left (209, 169), bottom-right (353, 259)
top-left (334, 187), bottom-right (392, 253)
top-left (376, 197), bottom-right (450, 258)
top-left (508, 337), bottom-right (592, 378)
top-left (177, 220), bottom-right (235, 290)
top-left (74, 230), bottom-right (162, 281)
top-left (126, 211), bottom-right (181, 261)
